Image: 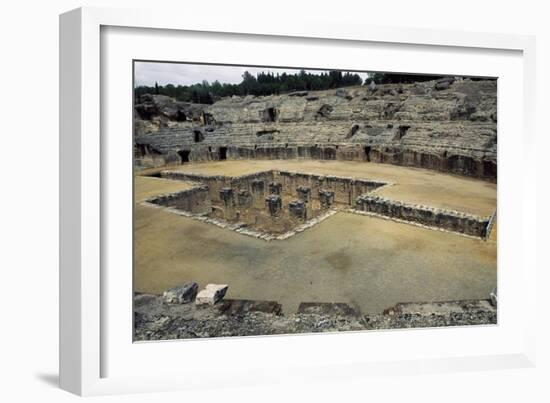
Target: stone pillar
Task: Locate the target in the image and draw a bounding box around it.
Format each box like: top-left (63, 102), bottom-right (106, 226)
top-left (251, 179), bottom-right (265, 208)
top-left (319, 189), bottom-right (335, 209)
top-left (296, 186), bottom-right (311, 203)
top-left (219, 187), bottom-right (235, 219)
top-left (288, 199), bottom-right (306, 220)
top-left (284, 173), bottom-right (296, 196)
top-left (265, 194), bottom-right (282, 217)
top-left (349, 180), bottom-right (358, 205)
top-left (268, 182), bottom-right (282, 195)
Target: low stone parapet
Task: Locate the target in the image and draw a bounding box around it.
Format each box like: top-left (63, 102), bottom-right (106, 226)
top-left (355, 194), bottom-right (491, 238)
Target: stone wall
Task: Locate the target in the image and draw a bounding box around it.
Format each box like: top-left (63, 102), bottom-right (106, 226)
top-left (145, 185), bottom-right (212, 215)
top-left (355, 194), bottom-right (491, 238)
top-left (159, 169), bottom-right (386, 207)
top-left (160, 171), bottom-right (275, 204)
top-left (134, 78), bottom-right (497, 180)
top-left (276, 170), bottom-right (386, 205)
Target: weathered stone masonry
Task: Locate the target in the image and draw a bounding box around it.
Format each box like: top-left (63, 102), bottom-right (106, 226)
top-left (355, 194), bottom-right (491, 238)
top-left (159, 169), bottom-right (386, 207)
top-left (134, 291), bottom-right (497, 340)
top-left (134, 78), bottom-right (497, 180)
top-left (145, 184), bottom-right (212, 215)
top-left (144, 170), bottom-right (495, 240)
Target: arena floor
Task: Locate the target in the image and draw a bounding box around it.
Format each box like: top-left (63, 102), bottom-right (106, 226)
top-left (134, 160), bottom-right (497, 314)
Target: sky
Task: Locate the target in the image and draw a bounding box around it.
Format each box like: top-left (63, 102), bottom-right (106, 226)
top-left (134, 61), bottom-right (370, 87)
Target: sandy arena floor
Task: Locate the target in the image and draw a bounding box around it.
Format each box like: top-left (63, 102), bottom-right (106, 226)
top-left (134, 161), bottom-right (497, 314)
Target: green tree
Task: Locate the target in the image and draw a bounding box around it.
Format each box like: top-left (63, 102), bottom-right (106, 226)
top-left (136, 69), bottom-right (371, 104)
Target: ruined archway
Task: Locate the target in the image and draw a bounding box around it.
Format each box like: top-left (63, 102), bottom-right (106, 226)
top-left (219, 147), bottom-right (228, 160)
top-left (193, 130), bottom-right (204, 143)
top-left (262, 107), bottom-right (278, 122)
top-left (364, 146), bottom-right (372, 162)
top-left (177, 150), bottom-right (191, 163)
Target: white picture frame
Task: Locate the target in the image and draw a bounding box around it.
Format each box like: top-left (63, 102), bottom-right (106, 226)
top-left (59, 6), bottom-right (537, 396)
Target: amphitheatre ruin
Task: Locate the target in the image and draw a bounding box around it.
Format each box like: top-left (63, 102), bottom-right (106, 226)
top-left (133, 73), bottom-right (497, 340)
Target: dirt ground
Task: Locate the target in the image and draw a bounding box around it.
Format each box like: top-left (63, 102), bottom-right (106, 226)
top-left (134, 165), bottom-right (497, 314)
top-left (165, 160), bottom-right (497, 216)
top-left (134, 176), bottom-right (194, 202)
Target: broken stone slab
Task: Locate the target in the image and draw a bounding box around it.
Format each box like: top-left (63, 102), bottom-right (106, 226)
top-left (163, 282), bottom-right (198, 304)
top-left (217, 299), bottom-right (283, 315)
top-left (196, 284), bottom-right (229, 305)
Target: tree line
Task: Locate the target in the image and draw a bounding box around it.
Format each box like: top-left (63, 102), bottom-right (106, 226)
top-left (134, 70), bottom-right (364, 104)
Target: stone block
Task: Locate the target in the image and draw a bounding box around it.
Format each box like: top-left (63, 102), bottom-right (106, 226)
top-left (163, 282), bottom-right (198, 304)
top-left (196, 284), bottom-right (229, 305)
top-left (319, 189), bottom-right (335, 209)
top-left (288, 199), bottom-right (306, 220)
top-left (265, 194), bottom-right (282, 216)
top-left (296, 186), bottom-right (311, 202)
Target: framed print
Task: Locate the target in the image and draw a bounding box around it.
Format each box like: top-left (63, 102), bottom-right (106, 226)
top-left (132, 61), bottom-right (499, 342)
top-left (59, 6), bottom-right (537, 396)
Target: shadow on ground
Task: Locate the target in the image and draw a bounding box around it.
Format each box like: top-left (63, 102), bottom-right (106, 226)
top-left (35, 373), bottom-right (59, 388)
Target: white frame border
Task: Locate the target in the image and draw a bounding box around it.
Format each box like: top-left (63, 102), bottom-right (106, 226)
top-left (59, 6), bottom-right (537, 396)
